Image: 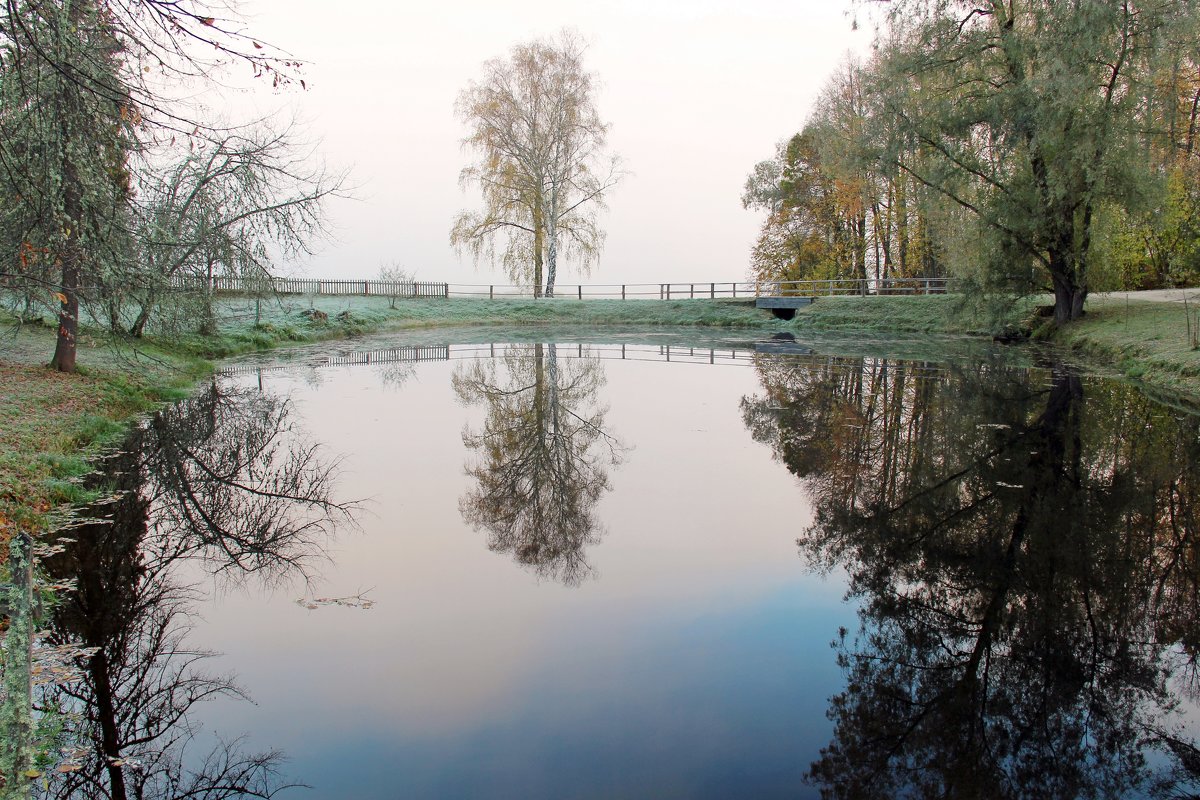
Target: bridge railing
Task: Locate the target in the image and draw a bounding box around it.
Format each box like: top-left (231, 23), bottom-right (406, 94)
top-left (754, 277), bottom-right (952, 297)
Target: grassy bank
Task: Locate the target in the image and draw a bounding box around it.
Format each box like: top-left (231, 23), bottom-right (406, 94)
top-left (0, 324), bottom-right (210, 538)
top-left (2, 289), bottom-right (1198, 540)
top-left (0, 293), bottom-right (987, 539)
top-left (1050, 295), bottom-right (1200, 403)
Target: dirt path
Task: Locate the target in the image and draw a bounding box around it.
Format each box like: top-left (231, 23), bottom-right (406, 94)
top-left (1093, 288), bottom-right (1200, 303)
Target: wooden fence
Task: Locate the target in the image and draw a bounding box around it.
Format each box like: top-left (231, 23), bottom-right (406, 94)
top-left (171, 275), bottom-right (450, 298)
top-left (167, 275), bottom-right (951, 300)
top-left (443, 277), bottom-right (952, 299)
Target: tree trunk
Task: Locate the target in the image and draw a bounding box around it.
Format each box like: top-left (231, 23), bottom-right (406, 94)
top-left (49, 250), bottom-right (81, 372)
top-left (129, 295), bottom-right (153, 338)
top-left (199, 257), bottom-right (217, 335)
top-left (545, 235), bottom-right (558, 298)
top-left (50, 141), bottom-right (84, 371)
top-left (1050, 261), bottom-right (1087, 325)
top-left (532, 206), bottom-right (545, 298)
top-left (896, 177), bottom-right (909, 276)
top-left (0, 534), bottom-right (35, 799)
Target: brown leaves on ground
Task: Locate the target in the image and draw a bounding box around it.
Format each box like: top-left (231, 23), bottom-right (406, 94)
top-left (0, 363), bottom-right (105, 451)
top-left (0, 361), bottom-right (109, 539)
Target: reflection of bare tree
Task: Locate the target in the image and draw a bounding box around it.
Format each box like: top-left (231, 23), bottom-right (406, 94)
top-left (142, 380), bottom-right (352, 581)
top-left (38, 381), bottom-right (353, 799)
top-left (378, 361), bottom-right (416, 391)
top-left (743, 356), bottom-right (1200, 799)
top-left (454, 343), bottom-right (624, 586)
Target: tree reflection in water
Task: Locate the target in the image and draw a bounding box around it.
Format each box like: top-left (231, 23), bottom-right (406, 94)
top-left (743, 355), bottom-right (1200, 799)
top-left (39, 380), bottom-right (354, 800)
top-left (454, 343), bottom-right (624, 586)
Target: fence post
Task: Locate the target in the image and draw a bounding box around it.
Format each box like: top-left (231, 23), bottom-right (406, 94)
top-left (489, 285), bottom-right (494, 299)
top-left (710, 282), bottom-right (715, 299)
top-left (621, 285), bottom-right (626, 300)
top-left (732, 283), bottom-right (737, 298)
top-left (364, 281), bottom-right (369, 295)
top-left (690, 284), bottom-right (694, 299)
top-left (1, 532), bottom-right (35, 792)
top-left (578, 285), bottom-right (582, 300)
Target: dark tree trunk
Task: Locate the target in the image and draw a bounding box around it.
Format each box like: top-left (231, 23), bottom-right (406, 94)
top-left (1050, 261), bottom-right (1087, 325)
top-left (49, 272), bottom-right (80, 372)
top-left (129, 298), bottom-right (152, 338)
top-left (50, 177), bottom-right (83, 372)
top-left (89, 651), bottom-right (130, 800)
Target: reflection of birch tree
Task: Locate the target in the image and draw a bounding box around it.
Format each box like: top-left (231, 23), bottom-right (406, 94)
top-left (35, 382), bottom-right (353, 799)
top-left (743, 356), bottom-right (1200, 798)
top-left (454, 344), bottom-right (623, 586)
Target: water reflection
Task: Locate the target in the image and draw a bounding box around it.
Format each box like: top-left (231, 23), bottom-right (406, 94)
top-left (39, 381), bottom-right (352, 799)
top-left (743, 355), bottom-right (1200, 798)
top-left (453, 343), bottom-right (625, 586)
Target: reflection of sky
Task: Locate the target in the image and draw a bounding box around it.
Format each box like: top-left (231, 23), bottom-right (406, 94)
top-left (188, 345), bottom-right (853, 798)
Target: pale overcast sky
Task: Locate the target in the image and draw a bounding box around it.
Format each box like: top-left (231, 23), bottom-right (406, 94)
top-left (228, 0), bottom-right (871, 287)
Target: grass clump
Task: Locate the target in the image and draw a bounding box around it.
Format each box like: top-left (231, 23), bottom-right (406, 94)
top-left (782, 294), bottom-right (1039, 337)
top-left (1050, 295), bottom-right (1200, 403)
top-left (0, 321), bottom-right (211, 538)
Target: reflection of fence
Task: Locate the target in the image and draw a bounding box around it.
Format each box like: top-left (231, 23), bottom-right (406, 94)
top-left (220, 341), bottom-right (952, 378)
top-left (168, 276), bottom-right (950, 300)
top-left (220, 344), bottom-right (450, 374)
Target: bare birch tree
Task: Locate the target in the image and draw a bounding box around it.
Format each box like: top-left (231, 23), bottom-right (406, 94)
top-left (451, 31), bottom-right (622, 297)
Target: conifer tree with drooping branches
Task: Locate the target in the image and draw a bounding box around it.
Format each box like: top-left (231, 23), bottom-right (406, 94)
top-left (0, 0), bottom-right (309, 371)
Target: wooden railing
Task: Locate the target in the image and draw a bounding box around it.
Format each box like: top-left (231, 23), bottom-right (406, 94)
top-left (443, 277), bottom-right (952, 299)
top-left (170, 275), bottom-right (449, 298)
top-left (752, 277), bottom-right (952, 297)
top-left (166, 275), bottom-right (950, 300)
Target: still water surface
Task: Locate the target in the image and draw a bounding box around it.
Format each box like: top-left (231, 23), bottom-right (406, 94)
top-left (41, 330), bottom-right (1200, 799)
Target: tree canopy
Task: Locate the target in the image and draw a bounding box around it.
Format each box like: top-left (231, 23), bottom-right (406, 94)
top-left (744, 1), bottom-right (1200, 323)
top-left (451, 31), bottom-right (622, 298)
top-left (0, 0), bottom-right (338, 370)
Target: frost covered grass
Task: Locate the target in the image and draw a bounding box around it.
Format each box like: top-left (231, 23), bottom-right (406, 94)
top-left (3, 289), bottom-right (1200, 544)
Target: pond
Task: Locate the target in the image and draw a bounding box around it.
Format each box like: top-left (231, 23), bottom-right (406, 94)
top-left (38, 328), bottom-right (1200, 799)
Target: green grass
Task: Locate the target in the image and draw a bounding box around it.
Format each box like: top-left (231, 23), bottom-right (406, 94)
top-left (221, 294), bottom-right (781, 333)
top-left (1050, 296), bottom-right (1200, 407)
top-left (0, 319), bottom-right (211, 536)
top-left (782, 293), bottom-right (1038, 336)
top-left (4, 288), bottom-right (1200, 541)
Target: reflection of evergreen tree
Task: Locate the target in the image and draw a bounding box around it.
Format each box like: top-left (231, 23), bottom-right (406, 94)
top-left (39, 382), bottom-right (352, 799)
top-left (743, 356), bottom-right (1200, 798)
top-left (454, 344), bottom-right (624, 586)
